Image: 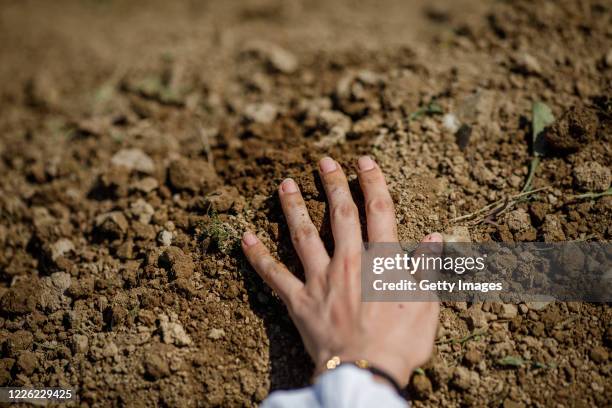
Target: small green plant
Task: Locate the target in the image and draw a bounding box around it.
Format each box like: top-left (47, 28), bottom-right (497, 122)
top-left (522, 101), bottom-right (555, 193)
top-left (569, 187), bottom-right (612, 201)
top-left (202, 210), bottom-right (238, 254)
top-left (409, 101), bottom-right (444, 121)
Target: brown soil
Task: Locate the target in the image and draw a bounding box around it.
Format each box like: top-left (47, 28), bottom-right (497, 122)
top-left (1, 0), bottom-right (611, 406)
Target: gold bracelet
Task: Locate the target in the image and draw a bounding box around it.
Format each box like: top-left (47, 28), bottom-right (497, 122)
top-left (323, 356), bottom-right (402, 393)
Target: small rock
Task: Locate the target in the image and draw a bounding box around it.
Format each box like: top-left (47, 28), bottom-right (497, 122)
top-left (157, 230), bottom-right (173, 247)
top-left (352, 115), bottom-right (382, 136)
top-left (144, 352), bottom-right (170, 380)
top-left (505, 209), bottom-right (533, 236)
top-left (463, 350), bottom-right (482, 367)
top-left (160, 320), bottom-right (192, 347)
top-left (104, 304), bottom-right (128, 329)
top-left (317, 109), bottom-right (351, 134)
top-left (0, 359), bottom-right (14, 386)
top-left (513, 53), bottom-right (541, 75)
top-left (49, 238), bottom-right (75, 261)
top-left (465, 307), bottom-right (488, 329)
top-left (542, 214), bottom-right (566, 242)
top-left (158, 246), bottom-right (194, 281)
top-left (314, 109), bottom-right (351, 148)
top-left (130, 199), bottom-right (155, 224)
top-left (544, 105), bottom-right (599, 153)
top-left (72, 334), bottom-right (89, 354)
top-left (16, 351), bottom-right (37, 375)
top-left (498, 304), bottom-right (518, 319)
top-left (411, 374), bottom-right (432, 399)
top-left (102, 342), bottom-right (119, 358)
top-left (208, 328), bottom-right (226, 340)
top-left (443, 226), bottom-right (471, 243)
top-left (203, 186), bottom-right (244, 213)
top-left (5, 331), bottom-right (34, 357)
top-left (111, 148), bottom-right (155, 174)
top-left (95, 211), bottom-right (129, 241)
top-left (590, 346), bottom-right (608, 363)
top-left (442, 113), bottom-right (461, 133)
top-left (529, 202), bottom-right (549, 225)
top-left (0, 280), bottom-right (39, 315)
top-left (244, 41), bottom-right (298, 73)
top-left (168, 158), bottom-right (218, 193)
top-left (573, 161), bottom-right (610, 192)
top-left (525, 298), bottom-right (554, 311)
top-left (451, 366), bottom-right (480, 390)
top-left (131, 177), bottom-right (159, 193)
top-left (50, 271), bottom-right (72, 292)
top-left (244, 102), bottom-right (278, 124)
top-left (503, 399), bottom-right (525, 408)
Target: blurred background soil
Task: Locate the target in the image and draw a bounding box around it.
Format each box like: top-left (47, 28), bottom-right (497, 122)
top-left (0, 0), bottom-right (610, 406)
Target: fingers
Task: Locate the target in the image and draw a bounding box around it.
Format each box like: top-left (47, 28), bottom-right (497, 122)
top-left (279, 178), bottom-right (330, 275)
top-left (412, 232), bottom-right (444, 286)
top-left (356, 156), bottom-right (398, 243)
top-left (242, 232), bottom-right (304, 304)
top-left (318, 157), bottom-right (362, 254)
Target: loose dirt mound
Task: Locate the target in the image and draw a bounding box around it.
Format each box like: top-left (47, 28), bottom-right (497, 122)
top-left (0, 0), bottom-right (610, 406)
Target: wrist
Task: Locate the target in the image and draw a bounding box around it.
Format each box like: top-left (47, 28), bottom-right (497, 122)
top-left (314, 350), bottom-right (415, 388)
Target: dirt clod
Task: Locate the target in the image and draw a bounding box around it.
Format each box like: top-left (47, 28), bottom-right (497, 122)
top-left (573, 161), bottom-right (611, 192)
top-left (159, 246), bottom-right (194, 280)
top-left (168, 158), bottom-right (218, 192)
top-left (544, 105), bottom-right (599, 153)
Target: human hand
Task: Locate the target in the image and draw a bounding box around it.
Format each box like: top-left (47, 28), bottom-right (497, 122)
top-left (242, 156), bottom-right (442, 388)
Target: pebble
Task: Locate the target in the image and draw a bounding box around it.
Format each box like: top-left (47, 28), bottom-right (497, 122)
top-left (465, 307), bottom-right (488, 329)
top-left (244, 41), bottom-right (298, 73)
top-left (443, 225), bottom-right (471, 243)
top-left (464, 350), bottom-right (482, 367)
top-left (244, 102), bottom-right (278, 124)
top-left (16, 351), bottom-right (37, 375)
top-left (72, 334), bottom-right (89, 354)
top-left (514, 53), bottom-right (541, 75)
top-left (157, 230), bottom-right (173, 247)
top-left (160, 320), bottom-right (192, 347)
top-left (573, 161), bottom-right (610, 192)
top-left (159, 246), bottom-right (194, 280)
top-left (498, 304), bottom-right (518, 319)
top-left (102, 342), bottom-right (119, 358)
top-left (49, 238), bottom-right (75, 261)
top-left (95, 211), bottom-right (129, 239)
top-left (525, 299), bottom-right (553, 311)
top-left (452, 366), bottom-right (480, 390)
top-left (111, 148), bottom-right (155, 174)
top-left (411, 374), bottom-right (432, 399)
top-left (442, 113), bottom-right (461, 133)
top-left (130, 199), bottom-right (155, 224)
top-left (144, 353), bottom-right (170, 380)
top-left (168, 158), bottom-right (218, 192)
top-left (208, 328), bottom-right (226, 340)
top-left (131, 177), bottom-right (159, 193)
top-left (590, 346), bottom-right (608, 363)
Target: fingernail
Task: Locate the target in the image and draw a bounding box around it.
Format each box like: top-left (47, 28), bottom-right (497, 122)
top-left (358, 155), bottom-right (375, 171)
top-left (242, 232), bottom-right (258, 246)
top-left (319, 157), bottom-right (337, 174)
top-left (424, 232), bottom-right (443, 242)
top-left (281, 178), bottom-right (298, 193)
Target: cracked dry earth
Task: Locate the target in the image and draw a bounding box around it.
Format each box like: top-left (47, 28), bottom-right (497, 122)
top-left (0, 0), bottom-right (611, 406)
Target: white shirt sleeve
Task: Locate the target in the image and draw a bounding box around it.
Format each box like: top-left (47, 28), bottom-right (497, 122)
top-left (261, 365), bottom-right (408, 408)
